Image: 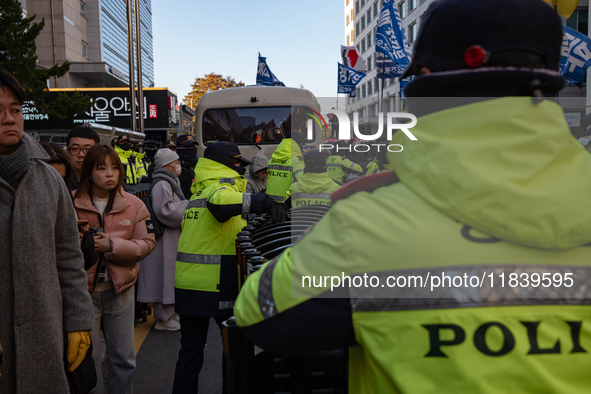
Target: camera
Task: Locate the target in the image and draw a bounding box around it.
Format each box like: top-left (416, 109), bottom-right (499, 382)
top-left (89, 226), bottom-right (104, 236)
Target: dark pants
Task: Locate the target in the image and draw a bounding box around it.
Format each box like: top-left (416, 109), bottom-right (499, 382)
top-left (172, 315), bottom-right (228, 394)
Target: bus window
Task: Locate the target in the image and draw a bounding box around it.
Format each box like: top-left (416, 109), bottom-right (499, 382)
top-left (202, 106), bottom-right (316, 145)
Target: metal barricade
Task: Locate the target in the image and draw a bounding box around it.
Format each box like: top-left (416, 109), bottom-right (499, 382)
top-left (225, 205), bottom-right (348, 393)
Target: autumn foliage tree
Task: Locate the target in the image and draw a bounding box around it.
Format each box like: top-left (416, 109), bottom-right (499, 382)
top-left (0, 0), bottom-right (89, 118)
top-left (184, 73), bottom-right (245, 108)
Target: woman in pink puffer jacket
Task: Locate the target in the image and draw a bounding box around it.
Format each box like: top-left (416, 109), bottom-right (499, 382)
top-left (74, 145), bottom-right (155, 394)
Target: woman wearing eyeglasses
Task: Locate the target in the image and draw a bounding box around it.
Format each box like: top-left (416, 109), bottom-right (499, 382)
top-left (73, 144), bottom-right (155, 394)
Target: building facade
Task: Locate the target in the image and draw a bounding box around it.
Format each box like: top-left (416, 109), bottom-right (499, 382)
top-left (344, 0), bottom-right (589, 135)
top-left (26, 0), bottom-right (154, 88)
top-left (344, 0), bottom-right (434, 130)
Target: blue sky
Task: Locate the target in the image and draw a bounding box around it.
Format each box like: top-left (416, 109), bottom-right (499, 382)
top-left (152, 0), bottom-right (345, 102)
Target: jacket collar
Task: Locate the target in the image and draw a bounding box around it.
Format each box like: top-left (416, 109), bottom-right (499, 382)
top-left (74, 187), bottom-right (129, 214)
top-left (405, 68), bottom-right (565, 117)
top-left (115, 145), bottom-right (132, 159)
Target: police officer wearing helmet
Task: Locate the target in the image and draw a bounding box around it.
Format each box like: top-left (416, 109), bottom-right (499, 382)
top-left (266, 131), bottom-right (306, 203)
top-left (114, 135), bottom-right (148, 185)
top-left (291, 151), bottom-right (340, 208)
top-left (235, 0), bottom-right (591, 392)
top-left (172, 141), bottom-right (282, 393)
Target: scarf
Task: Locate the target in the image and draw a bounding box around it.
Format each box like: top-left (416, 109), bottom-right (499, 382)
top-left (152, 168), bottom-right (185, 200)
top-left (0, 140), bottom-right (31, 190)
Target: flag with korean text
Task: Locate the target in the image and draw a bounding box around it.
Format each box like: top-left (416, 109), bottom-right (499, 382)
top-left (375, 0), bottom-right (411, 79)
top-left (560, 26), bottom-right (591, 87)
top-left (256, 53), bottom-right (285, 86)
top-left (338, 63), bottom-right (366, 97)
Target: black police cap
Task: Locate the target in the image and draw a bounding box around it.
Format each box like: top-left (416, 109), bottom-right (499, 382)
top-left (304, 151), bottom-right (327, 173)
top-left (204, 141), bottom-right (252, 168)
top-left (401, 0), bottom-right (562, 78)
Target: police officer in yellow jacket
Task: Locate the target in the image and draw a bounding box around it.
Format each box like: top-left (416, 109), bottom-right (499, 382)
top-left (132, 141), bottom-right (151, 175)
top-left (291, 151), bottom-right (340, 208)
top-left (172, 142), bottom-right (278, 393)
top-left (326, 142), bottom-right (363, 184)
top-left (266, 131), bottom-right (306, 203)
top-left (234, 1), bottom-right (591, 392)
top-left (114, 136), bottom-right (148, 185)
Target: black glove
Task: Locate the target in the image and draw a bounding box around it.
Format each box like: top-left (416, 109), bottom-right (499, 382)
top-left (269, 200), bottom-right (287, 223)
top-left (81, 231), bottom-right (98, 270)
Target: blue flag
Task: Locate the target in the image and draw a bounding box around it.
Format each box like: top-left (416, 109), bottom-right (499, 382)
top-left (256, 53), bottom-right (285, 86)
top-left (375, 0), bottom-right (411, 74)
top-left (375, 52), bottom-right (407, 79)
top-left (399, 76), bottom-right (416, 100)
top-left (338, 63), bottom-right (366, 97)
top-left (560, 26), bottom-right (591, 87)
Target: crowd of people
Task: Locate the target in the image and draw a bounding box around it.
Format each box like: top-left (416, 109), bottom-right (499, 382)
top-left (3, 0), bottom-right (589, 392)
top-left (0, 65), bottom-right (377, 393)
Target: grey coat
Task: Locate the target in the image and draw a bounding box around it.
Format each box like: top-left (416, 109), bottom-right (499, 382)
top-left (0, 133), bottom-right (93, 393)
top-left (137, 178), bottom-right (188, 305)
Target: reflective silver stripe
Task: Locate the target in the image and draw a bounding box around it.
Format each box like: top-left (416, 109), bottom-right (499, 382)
top-left (268, 164), bottom-right (292, 172)
top-left (291, 192), bottom-right (332, 200)
top-left (219, 178), bottom-right (235, 185)
top-left (242, 193), bottom-right (252, 217)
top-left (187, 199), bottom-right (207, 209)
top-left (349, 163), bottom-right (356, 169)
top-left (219, 301), bottom-right (235, 310)
top-left (349, 265), bottom-right (591, 312)
top-left (327, 163), bottom-right (341, 168)
top-left (176, 252), bottom-right (221, 265)
top-left (258, 257), bottom-right (280, 319)
top-left (268, 194), bottom-right (285, 202)
top-left (293, 169), bottom-right (304, 175)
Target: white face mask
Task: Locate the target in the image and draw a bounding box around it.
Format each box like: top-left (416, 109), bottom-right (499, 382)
top-left (174, 164), bottom-right (182, 176)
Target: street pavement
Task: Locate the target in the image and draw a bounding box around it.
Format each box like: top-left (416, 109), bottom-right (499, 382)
top-left (132, 316), bottom-right (224, 393)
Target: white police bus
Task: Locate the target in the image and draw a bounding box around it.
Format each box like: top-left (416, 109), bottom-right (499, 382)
top-left (194, 85), bottom-right (323, 160)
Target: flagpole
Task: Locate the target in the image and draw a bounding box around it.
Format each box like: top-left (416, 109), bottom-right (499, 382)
top-left (380, 56), bottom-right (385, 113)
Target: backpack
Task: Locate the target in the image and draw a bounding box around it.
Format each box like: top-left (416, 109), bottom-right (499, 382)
top-left (140, 179), bottom-right (166, 239)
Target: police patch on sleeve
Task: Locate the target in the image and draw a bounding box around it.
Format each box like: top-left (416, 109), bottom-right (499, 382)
top-left (145, 219), bottom-right (155, 234)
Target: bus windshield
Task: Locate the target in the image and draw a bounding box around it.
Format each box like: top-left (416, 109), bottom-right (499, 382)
top-left (202, 106), bottom-right (315, 145)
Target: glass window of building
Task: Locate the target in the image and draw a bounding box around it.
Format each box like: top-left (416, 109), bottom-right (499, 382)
top-left (356, 22), bottom-right (360, 38)
top-left (356, 1), bottom-right (360, 15)
top-left (362, 84), bottom-right (367, 98)
top-left (367, 10), bottom-right (371, 23)
top-left (361, 15), bottom-right (366, 30)
top-left (347, 15), bottom-right (350, 25)
top-left (373, 2), bottom-right (379, 19)
top-left (357, 87), bottom-right (361, 98)
top-left (362, 38), bottom-right (366, 53)
top-left (82, 41), bottom-right (87, 58)
top-left (409, 23), bottom-right (417, 43)
top-left (80, 1), bottom-right (85, 17)
top-left (367, 55), bottom-right (372, 71)
top-left (347, 34), bottom-right (351, 46)
top-left (361, 0), bottom-right (366, 7)
top-left (567, 10), bottom-right (589, 34)
top-left (368, 80), bottom-right (373, 95)
top-left (368, 32), bottom-right (372, 47)
top-left (409, 0), bottom-right (417, 11)
top-left (374, 77), bottom-right (379, 93)
top-left (356, 43), bottom-right (361, 53)
top-left (399, 1), bottom-right (406, 19)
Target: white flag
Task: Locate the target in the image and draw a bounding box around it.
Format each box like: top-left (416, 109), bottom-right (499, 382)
top-left (341, 45), bottom-right (368, 73)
